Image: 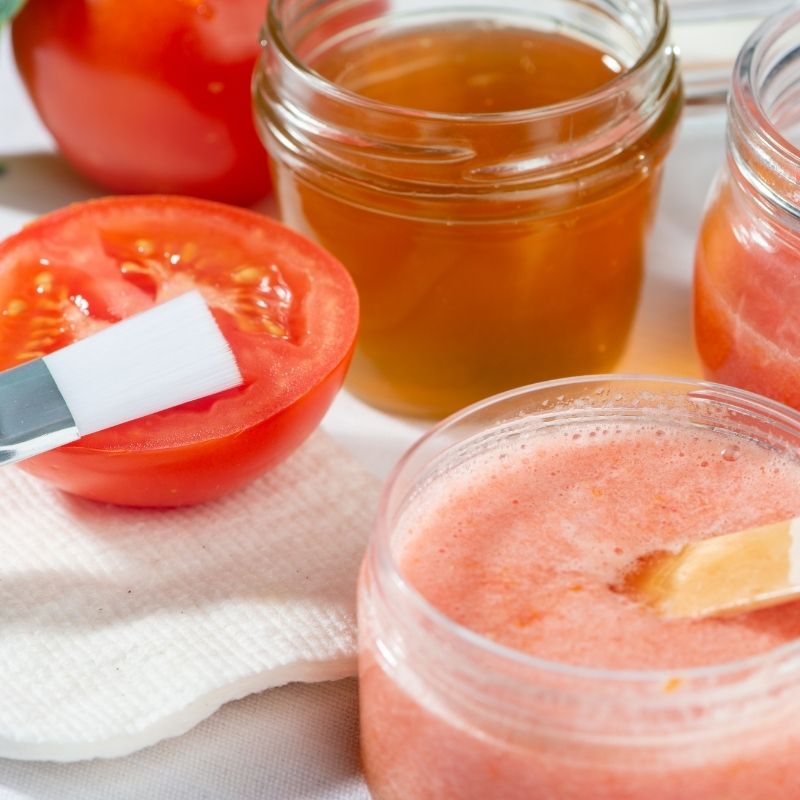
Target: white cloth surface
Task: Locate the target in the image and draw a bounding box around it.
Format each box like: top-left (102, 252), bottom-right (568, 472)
top-left (0, 431), bottom-right (380, 762)
top-left (0, 679), bottom-right (369, 800)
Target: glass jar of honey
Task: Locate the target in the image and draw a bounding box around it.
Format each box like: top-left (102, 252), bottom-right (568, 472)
top-left (694, 7), bottom-right (800, 409)
top-left (255, 0), bottom-right (682, 417)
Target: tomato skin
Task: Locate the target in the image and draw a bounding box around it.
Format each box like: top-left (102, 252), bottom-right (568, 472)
top-left (21, 352), bottom-right (352, 507)
top-left (0, 195), bottom-right (359, 507)
top-left (12, 0), bottom-right (271, 206)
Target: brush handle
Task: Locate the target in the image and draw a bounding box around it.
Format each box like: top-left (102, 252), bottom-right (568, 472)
top-left (0, 359), bottom-right (79, 465)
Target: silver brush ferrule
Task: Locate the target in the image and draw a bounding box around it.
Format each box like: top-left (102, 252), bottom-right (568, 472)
top-left (0, 359), bottom-right (80, 466)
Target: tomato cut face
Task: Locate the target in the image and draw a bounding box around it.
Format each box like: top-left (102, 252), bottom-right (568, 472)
top-left (0, 196), bottom-right (359, 506)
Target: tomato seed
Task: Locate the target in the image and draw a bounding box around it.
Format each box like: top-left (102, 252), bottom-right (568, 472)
top-left (29, 335), bottom-right (57, 348)
top-left (232, 266), bottom-right (263, 285)
top-left (134, 239), bottom-right (155, 256)
top-left (34, 271), bottom-right (54, 292)
top-left (3, 299), bottom-right (27, 316)
top-left (262, 320), bottom-right (288, 337)
top-left (16, 351), bottom-right (46, 361)
top-left (120, 260), bottom-right (153, 275)
top-left (31, 315), bottom-right (63, 331)
top-left (37, 299), bottom-right (66, 311)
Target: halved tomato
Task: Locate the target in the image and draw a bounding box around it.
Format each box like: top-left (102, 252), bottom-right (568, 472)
top-left (0, 196), bottom-right (359, 507)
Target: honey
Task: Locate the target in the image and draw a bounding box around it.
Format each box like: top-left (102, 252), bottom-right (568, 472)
top-left (315, 26), bottom-right (620, 115)
top-left (256, 1), bottom-right (682, 417)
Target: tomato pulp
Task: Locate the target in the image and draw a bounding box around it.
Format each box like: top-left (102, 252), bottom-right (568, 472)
top-left (12, 0), bottom-right (271, 205)
top-left (0, 196), bottom-right (359, 506)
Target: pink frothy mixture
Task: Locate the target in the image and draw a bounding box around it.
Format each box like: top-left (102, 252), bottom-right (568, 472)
top-left (359, 419), bottom-right (800, 799)
top-left (400, 422), bottom-right (800, 669)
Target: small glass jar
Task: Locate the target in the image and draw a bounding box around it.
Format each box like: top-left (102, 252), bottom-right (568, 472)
top-left (254, 1), bottom-right (682, 418)
top-left (694, 7), bottom-right (800, 409)
top-left (358, 375), bottom-right (800, 800)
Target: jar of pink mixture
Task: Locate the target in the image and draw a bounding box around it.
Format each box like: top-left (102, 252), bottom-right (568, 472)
top-left (694, 6), bottom-right (800, 410)
top-left (358, 376), bottom-right (800, 800)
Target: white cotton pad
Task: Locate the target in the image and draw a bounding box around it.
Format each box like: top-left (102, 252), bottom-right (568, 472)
top-left (0, 430), bottom-right (379, 762)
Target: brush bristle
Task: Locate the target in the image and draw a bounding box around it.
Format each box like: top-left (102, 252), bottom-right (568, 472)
top-left (42, 291), bottom-right (243, 436)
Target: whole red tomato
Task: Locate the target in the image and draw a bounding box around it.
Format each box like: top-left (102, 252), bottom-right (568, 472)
top-left (0, 195), bottom-right (359, 506)
top-left (12, 0), bottom-right (271, 205)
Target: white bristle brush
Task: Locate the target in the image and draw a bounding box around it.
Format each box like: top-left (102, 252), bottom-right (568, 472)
top-left (0, 290), bottom-right (242, 465)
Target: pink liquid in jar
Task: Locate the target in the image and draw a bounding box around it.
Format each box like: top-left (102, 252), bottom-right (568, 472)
top-left (358, 378), bottom-right (800, 800)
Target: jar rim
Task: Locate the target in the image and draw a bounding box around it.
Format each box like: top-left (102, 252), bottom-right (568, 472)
top-left (373, 373), bottom-right (800, 688)
top-left (265, 0), bottom-right (674, 124)
top-left (729, 5), bottom-right (800, 216)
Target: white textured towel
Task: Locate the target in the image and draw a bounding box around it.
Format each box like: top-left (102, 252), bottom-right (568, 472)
top-left (0, 431), bottom-right (381, 763)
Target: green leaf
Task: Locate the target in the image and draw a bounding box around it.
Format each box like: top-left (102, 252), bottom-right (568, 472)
top-left (0, 0), bottom-right (26, 26)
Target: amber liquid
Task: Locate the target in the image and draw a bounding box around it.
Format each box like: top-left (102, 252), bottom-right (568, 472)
top-left (272, 22), bottom-right (676, 417)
